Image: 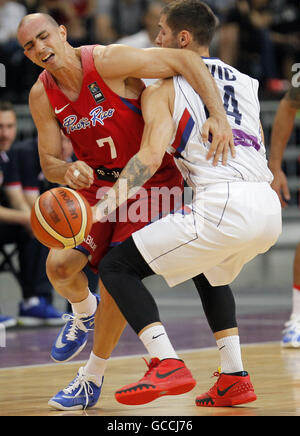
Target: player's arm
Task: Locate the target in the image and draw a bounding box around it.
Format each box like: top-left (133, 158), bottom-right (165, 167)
top-left (29, 80), bottom-right (94, 190)
top-left (268, 87), bottom-right (300, 207)
top-left (97, 45), bottom-right (235, 164)
top-left (93, 80), bottom-right (175, 223)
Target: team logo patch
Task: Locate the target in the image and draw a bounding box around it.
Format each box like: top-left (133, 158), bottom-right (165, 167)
top-left (88, 82), bottom-right (105, 104)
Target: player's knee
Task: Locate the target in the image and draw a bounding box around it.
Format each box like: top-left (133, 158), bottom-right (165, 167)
top-left (99, 250), bottom-right (121, 285)
top-left (46, 255), bottom-right (73, 282)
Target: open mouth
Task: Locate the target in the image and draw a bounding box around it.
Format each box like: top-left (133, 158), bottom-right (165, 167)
top-left (41, 53), bottom-right (55, 63)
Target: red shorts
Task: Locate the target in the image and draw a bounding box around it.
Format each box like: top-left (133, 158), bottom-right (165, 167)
top-left (75, 177), bottom-right (183, 272)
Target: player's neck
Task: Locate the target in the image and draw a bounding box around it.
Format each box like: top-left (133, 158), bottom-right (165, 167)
top-left (195, 46), bottom-right (210, 58)
top-left (51, 46), bottom-right (83, 100)
top-left (183, 44), bottom-right (210, 58)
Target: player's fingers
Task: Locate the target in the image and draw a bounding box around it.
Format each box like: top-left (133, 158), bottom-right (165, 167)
top-left (75, 162), bottom-right (94, 184)
top-left (201, 121), bottom-right (209, 144)
top-left (211, 143), bottom-right (222, 166)
top-left (282, 183), bottom-right (291, 203)
top-left (65, 167), bottom-right (92, 189)
top-left (229, 137), bottom-right (236, 158)
top-left (221, 143), bottom-right (229, 166)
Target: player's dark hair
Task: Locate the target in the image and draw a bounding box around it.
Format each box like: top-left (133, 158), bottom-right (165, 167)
top-left (162, 0), bottom-right (218, 46)
top-left (0, 101), bottom-right (16, 113)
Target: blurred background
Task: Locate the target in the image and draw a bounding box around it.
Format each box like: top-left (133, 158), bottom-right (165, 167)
top-left (0, 0), bottom-right (300, 361)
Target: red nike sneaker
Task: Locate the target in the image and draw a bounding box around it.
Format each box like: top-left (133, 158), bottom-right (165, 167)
top-left (195, 370), bottom-right (257, 407)
top-left (115, 357), bottom-right (197, 405)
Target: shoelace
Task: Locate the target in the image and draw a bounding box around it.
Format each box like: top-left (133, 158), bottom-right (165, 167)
top-left (63, 369), bottom-right (94, 409)
top-left (206, 371), bottom-right (221, 395)
top-left (141, 357), bottom-right (160, 378)
top-left (62, 313), bottom-right (90, 341)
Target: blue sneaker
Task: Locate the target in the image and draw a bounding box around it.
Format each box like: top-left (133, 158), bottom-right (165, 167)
top-left (48, 367), bottom-right (103, 410)
top-left (18, 297), bottom-right (65, 327)
top-left (0, 315), bottom-right (17, 328)
top-left (51, 294), bottom-right (100, 363)
top-left (282, 315), bottom-right (300, 348)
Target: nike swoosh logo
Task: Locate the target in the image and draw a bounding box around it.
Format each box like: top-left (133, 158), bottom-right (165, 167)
top-left (156, 367), bottom-right (185, 379)
top-left (55, 104), bottom-right (70, 115)
top-left (152, 333), bottom-right (165, 340)
top-left (55, 324), bottom-right (68, 349)
top-left (217, 382), bottom-right (239, 397)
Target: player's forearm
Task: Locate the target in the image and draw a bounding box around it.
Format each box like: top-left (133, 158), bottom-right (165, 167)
top-left (176, 50), bottom-right (226, 118)
top-left (40, 155), bottom-right (72, 185)
top-left (269, 99), bottom-right (297, 171)
top-left (94, 150), bottom-right (160, 222)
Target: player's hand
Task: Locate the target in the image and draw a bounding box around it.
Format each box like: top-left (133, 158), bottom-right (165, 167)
top-left (64, 161), bottom-right (94, 190)
top-left (202, 116), bottom-right (235, 166)
top-left (271, 169), bottom-right (290, 208)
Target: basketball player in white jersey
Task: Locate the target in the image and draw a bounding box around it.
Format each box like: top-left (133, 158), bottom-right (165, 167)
top-left (48, 0), bottom-right (282, 410)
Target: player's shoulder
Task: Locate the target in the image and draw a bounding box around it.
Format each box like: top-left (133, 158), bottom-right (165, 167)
top-left (29, 79), bottom-right (47, 103)
top-left (143, 78), bottom-right (173, 97)
top-left (142, 79), bottom-right (174, 112)
top-left (29, 79), bottom-right (54, 117)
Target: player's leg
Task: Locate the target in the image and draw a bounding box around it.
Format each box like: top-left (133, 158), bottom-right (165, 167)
top-left (282, 241), bottom-right (300, 348)
top-left (193, 274), bottom-right (256, 407)
top-left (46, 248), bottom-right (90, 303)
top-left (46, 248), bottom-right (99, 362)
top-left (97, 237), bottom-right (196, 406)
top-left (48, 280), bottom-right (129, 411)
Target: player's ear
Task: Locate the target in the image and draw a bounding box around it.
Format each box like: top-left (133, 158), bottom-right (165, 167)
top-left (59, 25), bottom-right (67, 41)
top-left (178, 31), bottom-right (190, 48)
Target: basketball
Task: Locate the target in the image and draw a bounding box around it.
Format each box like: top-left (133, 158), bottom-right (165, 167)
top-left (30, 187), bottom-right (93, 250)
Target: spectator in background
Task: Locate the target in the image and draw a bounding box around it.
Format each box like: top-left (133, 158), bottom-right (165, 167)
top-left (0, 0), bottom-right (27, 45)
top-left (116, 1), bottom-right (163, 49)
top-left (219, 0), bottom-right (278, 89)
top-left (0, 1), bottom-right (27, 102)
top-left (39, 0), bottom-right (95, 45)
top-left (269, 0), bottom-right (300, 86)
top-left (0, 101), bottom-right (65, 328)
top-left (95, 0), bottom-right (150, 44)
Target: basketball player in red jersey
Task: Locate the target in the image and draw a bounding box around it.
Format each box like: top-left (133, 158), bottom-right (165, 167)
top-left (17, 12), bottom-right (234, 371)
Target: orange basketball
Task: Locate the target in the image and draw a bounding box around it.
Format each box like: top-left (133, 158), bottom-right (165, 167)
top-left (31, 187), bottom-right (93, 250)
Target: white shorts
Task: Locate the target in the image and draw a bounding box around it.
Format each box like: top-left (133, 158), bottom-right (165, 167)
top-left (133, 182), bottom-right (282, 287)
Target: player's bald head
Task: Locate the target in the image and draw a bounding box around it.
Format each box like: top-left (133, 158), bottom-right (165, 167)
top-left (18, 13), bottom-right (59, 37)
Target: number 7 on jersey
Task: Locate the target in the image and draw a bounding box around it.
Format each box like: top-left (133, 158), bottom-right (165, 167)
top-left (97, 136), bottom-right (117, 160)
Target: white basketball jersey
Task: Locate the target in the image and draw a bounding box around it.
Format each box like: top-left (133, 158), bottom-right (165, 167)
top-left (168, 57), bottom-right (273, 186)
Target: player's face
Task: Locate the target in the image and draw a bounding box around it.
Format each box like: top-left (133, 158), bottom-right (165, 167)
top-left (18, 18), bottom-right (67, 71)
top-left (155, 14), bottom-right (179, 49)
top-left (0, 111), bottom-right (17, 152)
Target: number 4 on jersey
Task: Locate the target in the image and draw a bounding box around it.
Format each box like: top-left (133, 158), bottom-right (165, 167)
top-left (223, 85), bottom-right (242, 126)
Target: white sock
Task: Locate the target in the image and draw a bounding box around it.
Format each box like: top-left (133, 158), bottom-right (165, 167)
top-left (70, 291), bottom-right (97, 317)
top-left (216, 335), bottom-right (244, 374)
top-left (83, 351), bottom-right (107, 387)
top-left (292, 287), bottom-right (300, 318)
top-left (139, 325), bottom-right (179, 361)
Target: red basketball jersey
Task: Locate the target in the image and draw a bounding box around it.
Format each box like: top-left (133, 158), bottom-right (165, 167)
top-left (39, 45), bottom-right (182, 192)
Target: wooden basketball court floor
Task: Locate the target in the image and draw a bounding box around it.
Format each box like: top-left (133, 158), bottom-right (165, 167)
top-left (0, 249), bottom-right (300, 416)
top-left (1, 342), bottom-right (300, 416)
